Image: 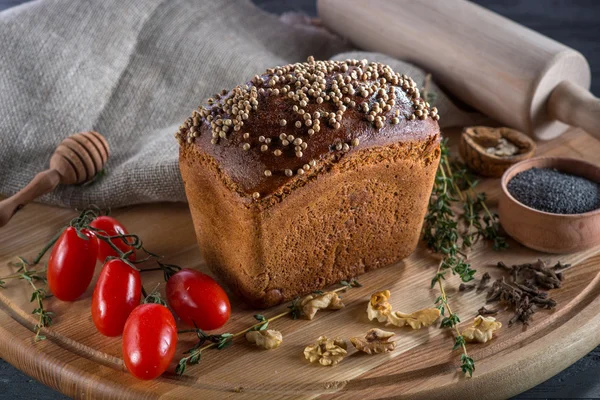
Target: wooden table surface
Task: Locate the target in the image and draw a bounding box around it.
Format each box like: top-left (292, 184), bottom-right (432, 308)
top-left (0, 1), bottom-right (599, 399)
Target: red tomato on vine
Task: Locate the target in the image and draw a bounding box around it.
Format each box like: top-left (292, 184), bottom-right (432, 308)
top-left (92, 259), bottom-right (142, 336)
top-left (166, 269), bottom-right (231, 330)
top-left (89, 216), bottom-right (136, 262)
top-left (122, 303), bottom-right (177, 380)
top-left (47, 227), bottom-right (98, 301)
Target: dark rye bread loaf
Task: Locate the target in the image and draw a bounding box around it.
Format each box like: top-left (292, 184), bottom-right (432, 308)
top-left (176, 57), bottom-right (441, 308)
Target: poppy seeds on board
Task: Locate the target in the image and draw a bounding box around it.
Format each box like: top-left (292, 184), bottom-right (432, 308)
top-left (507, 167), bottom-right (600, 214)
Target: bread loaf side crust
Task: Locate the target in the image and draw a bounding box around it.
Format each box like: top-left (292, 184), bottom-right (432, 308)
top-left (180, 134), bottom-right (440, 307)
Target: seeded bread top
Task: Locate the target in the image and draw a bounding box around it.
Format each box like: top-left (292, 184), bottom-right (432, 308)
top-left (176, 57), bottom-right (440, 199)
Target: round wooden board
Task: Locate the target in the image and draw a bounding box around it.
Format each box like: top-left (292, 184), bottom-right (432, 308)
top-left (1, 128), bottom-right (600, 400)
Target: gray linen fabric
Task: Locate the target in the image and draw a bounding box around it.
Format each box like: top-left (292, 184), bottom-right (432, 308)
top-left (0, 0), bottom-right (483, 208)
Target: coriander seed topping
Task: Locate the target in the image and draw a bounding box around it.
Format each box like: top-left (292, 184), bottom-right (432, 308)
top-left (177, 58), bottom-right (440, 185)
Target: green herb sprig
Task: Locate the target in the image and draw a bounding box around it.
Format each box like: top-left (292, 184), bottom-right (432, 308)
top-left (175, 280), bottom-right (361, 376)
top-left (3, 257), bottom-right (54, 341)
top-left (434, 261), bottom-right (473, 377)
top-left (424, 138), bottom-right (507, 377)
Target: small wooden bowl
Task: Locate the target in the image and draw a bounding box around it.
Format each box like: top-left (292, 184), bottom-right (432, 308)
top-left (460, 126), bottom-right (536, 177)
top-left (499, 156), bottom-right (600, 254)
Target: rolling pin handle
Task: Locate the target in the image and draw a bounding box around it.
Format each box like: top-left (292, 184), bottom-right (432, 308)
top-left (548, 81), bottom-right (600, 140)
top-left (0, 169), bottom-right (61, 228)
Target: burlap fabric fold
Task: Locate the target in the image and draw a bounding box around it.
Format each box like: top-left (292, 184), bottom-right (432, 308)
top-left (0, 0), bottom-right (483, 208)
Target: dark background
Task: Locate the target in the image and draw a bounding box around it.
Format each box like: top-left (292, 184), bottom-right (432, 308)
top-left (0, 0), bottom-right (599, 399)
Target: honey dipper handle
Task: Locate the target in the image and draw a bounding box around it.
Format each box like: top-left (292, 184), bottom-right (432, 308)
top-left (0, 169), bottom-right (61, 227)
top-left (548, 81), bottom-right (600, 140)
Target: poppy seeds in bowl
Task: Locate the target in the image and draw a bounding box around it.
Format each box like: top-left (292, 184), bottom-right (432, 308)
top-left (507, 167), bottom-right (600, 214)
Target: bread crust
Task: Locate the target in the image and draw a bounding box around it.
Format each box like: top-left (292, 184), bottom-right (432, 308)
top-left (180, 135), bottom-right (439, 307)
top-left (177, 58), bottom-right (441, 307)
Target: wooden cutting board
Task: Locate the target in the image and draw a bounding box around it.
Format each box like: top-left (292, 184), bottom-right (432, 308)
top-left (1, 127), bottom-right (600, 400)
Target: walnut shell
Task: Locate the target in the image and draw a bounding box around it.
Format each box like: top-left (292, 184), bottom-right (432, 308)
top-left (459, 126), bottom-right (536, 178)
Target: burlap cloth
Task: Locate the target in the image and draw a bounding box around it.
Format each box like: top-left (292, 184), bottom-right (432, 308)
top-left (0, 0), bottom-right (484, 208)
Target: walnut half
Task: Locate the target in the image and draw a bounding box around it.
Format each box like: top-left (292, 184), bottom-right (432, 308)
top-left (304, 336), bottom-right (347, 366)
top-left (462, 315), bottom-right (502, 343)
top-left (300, 291), bottom-right (345, 320)
top-left (366, 290), bottom-right (440, 329)
top-left (245, 330), bottom-right (283, 349)
top-left (366, 290), bottom-right (393, 323)
top-left (387, 308), bottom-right (441, 329)
top-left (351, 328), bottom-right (396, 355)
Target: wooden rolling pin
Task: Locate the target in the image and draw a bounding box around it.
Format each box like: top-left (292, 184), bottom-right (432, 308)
top-left (318, 0), bottom-right (600, 141)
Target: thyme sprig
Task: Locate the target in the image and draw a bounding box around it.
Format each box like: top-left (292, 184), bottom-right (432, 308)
top-left (4, 257), bottom-right (54, 341)
top-left (176, 280), bottom-right (361, 375)
top-left (434, 261), bottom-right (473, 377)
top-left (1, 222), bottom-right (63, 341)
top-left (424, 139), bottom-right (507, 376)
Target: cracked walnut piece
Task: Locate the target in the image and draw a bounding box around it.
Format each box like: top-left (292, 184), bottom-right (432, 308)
top-left (245, 329), bottom-right (283, 349)
top-left (387, 308), bottom-right (441, 329)
top-left (367, 290), bottom-right (393, 322)
top-left (351, 328), bottom-right (396, 355)
top-left (301, 291), bottom-right (344, 320)
top-left (366, 290), bottom-right (440, 329)
top-left (304, 336), bottom-right (347, 366)
top-left (462, 315), bottom-right (502, 343)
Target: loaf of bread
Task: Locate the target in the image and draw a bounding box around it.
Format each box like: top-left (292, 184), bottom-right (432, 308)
top-left (176, 57), bottom-right (440, 308)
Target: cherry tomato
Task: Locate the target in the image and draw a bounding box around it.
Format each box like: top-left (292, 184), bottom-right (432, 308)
top-left (47, 227), bottom-right (98, 301)
top-left (89, 216), bottom-right (136, 263)
top-left (122, 304), bottom-right (177, 380)
top-left (92, 259), bottom-right (142, 337)
top-left (166, 269), bottom-right (230, 330)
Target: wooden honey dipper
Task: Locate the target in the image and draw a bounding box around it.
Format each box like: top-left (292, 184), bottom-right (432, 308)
top-left (0, 131), bottom-right (109, 227)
